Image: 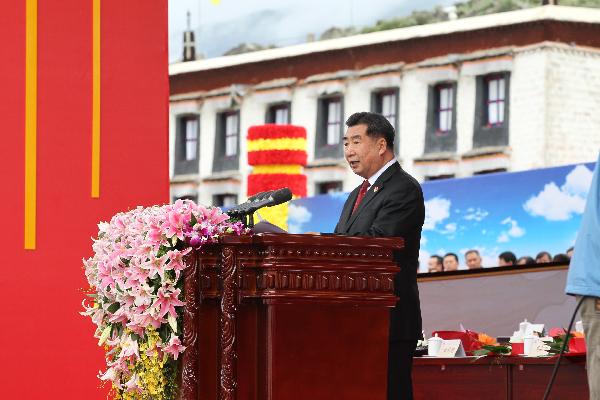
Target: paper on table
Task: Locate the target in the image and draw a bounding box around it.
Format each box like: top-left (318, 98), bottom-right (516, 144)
top-left (436, 339), bottom-right (466, 358)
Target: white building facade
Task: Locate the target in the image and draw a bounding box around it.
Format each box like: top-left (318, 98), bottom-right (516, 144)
top-left (169, 6), bottom-right (600, 206)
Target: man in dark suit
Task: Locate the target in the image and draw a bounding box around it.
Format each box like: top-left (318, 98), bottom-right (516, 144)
top-left (334, 112), bottom-right (425, 400)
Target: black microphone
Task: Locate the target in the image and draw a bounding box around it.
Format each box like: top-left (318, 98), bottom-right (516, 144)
top-left (226, 188), bottom-right (293, 217)
top-left (243, 187), bottom-right (292, 214)
top-left (227, 191), bottom-right (273, 217)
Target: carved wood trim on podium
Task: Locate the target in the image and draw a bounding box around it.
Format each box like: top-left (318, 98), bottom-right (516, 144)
top-left (219, 246), bottom-right (238, 400)
top-left (180, 251), bottom-right (199, 400)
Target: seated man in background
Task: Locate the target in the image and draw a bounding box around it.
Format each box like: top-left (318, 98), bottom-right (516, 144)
top-left (443, 253), bottom-right (459, 271)
top-left (428, 255), bottom-right (443, 273)
top-left (552, 253), bottom-right (570, 264)
top-left (566, 246), bottom-right (574, 259)
top-left (535, 251), bottom-right (552, 263)
top-left (498, 251), bottom-right (517, 266)
top-left (517, 256), bottom-right (535, 265)
top-left (465, 249), bottom-right (483, 269)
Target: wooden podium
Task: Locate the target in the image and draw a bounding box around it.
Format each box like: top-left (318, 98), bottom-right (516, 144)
top-left (179, 233), bottom-right (402, 400)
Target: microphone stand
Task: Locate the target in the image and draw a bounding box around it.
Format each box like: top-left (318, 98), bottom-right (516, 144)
top-left (226, 187), bottom-right (292, 230)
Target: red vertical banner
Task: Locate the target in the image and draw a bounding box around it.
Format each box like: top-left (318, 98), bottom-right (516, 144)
top-left (2, 1), bottom-right (169, 398)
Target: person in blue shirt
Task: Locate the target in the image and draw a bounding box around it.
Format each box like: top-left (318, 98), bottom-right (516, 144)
top-left (566, 154), bottom-right (600, 400)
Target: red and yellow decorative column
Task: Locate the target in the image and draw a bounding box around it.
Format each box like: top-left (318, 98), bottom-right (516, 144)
top-left (247, 124), bottom-right (307, 230)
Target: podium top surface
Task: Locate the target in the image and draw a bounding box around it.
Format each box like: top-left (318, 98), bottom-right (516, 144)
top-left (220, 232), bottom-right (404, 250)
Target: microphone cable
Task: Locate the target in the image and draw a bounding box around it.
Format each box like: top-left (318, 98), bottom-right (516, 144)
top-left (542, 295), bottom-right (586, 400)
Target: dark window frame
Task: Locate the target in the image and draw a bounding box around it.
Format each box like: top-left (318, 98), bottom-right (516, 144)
top-left (265, 102), bottom-right (291, 124)
top-left (316, 181), bottom-right (344, 195)
top-left (173, 194), bottom-right (198, 203)
top-left (213, 193), bottom-right (238, 207)
top-left (425, 174), bottom-right (455, 181)
top-left (174, 114), bottom-right (200, 175)
top-left (424, 82), bottom-right (457, 154)
top-left (371, 88), bottom-right (400, 153)
top-left (212, 110), bottom-right (240, 172)
top-left (315, 95), bottom-right (344, 159)
top-left (473, 72), bottom-right (510, 149)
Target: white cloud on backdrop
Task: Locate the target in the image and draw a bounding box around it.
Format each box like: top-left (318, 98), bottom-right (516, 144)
top-left (287, 204), bottom-right (312, 233)
top-left (439, 222), bottom-right (457, 239)
top-left (523, 165), bottom-right (593, 221)
top-left (497, 217), bottom-right (525, 243)
top-left (463, 207), bottom-right (489, 222)
top-left (418, 249), bottom-right (431, 273)
top-left (424, 197), bottom-right (451, 231)
top-left (562, 164), bottom-right (594, 195)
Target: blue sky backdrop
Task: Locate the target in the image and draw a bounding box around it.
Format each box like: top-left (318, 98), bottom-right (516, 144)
top-left (288, 162), bottom-right (597, 272)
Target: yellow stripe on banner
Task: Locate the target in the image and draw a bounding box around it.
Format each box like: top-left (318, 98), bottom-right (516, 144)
top-left (91, 0), bottom-right (101, 198)
top-left (24, 0), bottom-right (37, 250)
top-left (252, 165), bottom-right (302, 175)
top-left (247, 138), bottom-right (306, 152)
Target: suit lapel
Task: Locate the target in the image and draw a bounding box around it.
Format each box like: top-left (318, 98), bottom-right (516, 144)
top-left (345, 162), bottom-right (400, 230)
top-left (337, 187), bottom-right (360, 232)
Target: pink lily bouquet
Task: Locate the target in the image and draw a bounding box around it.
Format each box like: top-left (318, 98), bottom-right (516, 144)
top-left (82, 200), bottom-right (246, 399)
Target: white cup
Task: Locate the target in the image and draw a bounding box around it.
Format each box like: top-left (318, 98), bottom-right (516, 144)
top-left (428, 335), bottom-right (443, 356)
top-left (523, 335), bottom-right (535, 355)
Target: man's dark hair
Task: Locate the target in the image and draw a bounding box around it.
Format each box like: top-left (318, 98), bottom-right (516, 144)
top-left (536, 251), bottom-right (552, 261)
top-left (430, 255), bottom-right (443, 266)
top-left (443, 252), bottom-right (459, 262)
top-left (553, 253), bottom-right (570, 264)
top-left (499, 251), bottom-right (517, 265)
top-left (465, 249), bottom-right (480, 257)
top-left (345, 112), bottom-right (395, 150)
top-left (517, 256), bottom-right (535, 265)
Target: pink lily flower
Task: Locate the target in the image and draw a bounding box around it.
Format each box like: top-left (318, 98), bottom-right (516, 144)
top-left (163, 209), bottom-right (187, 240)
top-left (143, 254), bottom-right (169, 280)
top-left (119, 335), bottom-right (139, 359)
top-left (162, 335), bottom-right (186, 360)
top-left (153, 287), bottom-right (184, 319)
top-left (167, 248), bottom-right (191, 278)
top-left (97, 261), bottom-right (114, 290)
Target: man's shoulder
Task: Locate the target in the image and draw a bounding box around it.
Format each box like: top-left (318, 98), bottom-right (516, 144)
top-left (388, 165), bottom-right (422, 193)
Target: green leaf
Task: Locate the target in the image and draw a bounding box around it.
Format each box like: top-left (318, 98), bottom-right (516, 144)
top-left (190, 212), bottom-right (198, 227)
top-left (107, 302), bottom-right (120, 313)
top-left (159, 324), bottom-right (170, 343)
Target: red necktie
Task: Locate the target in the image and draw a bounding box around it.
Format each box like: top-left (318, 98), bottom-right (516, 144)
top-left (352, 180), bottom-right (371, 214)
